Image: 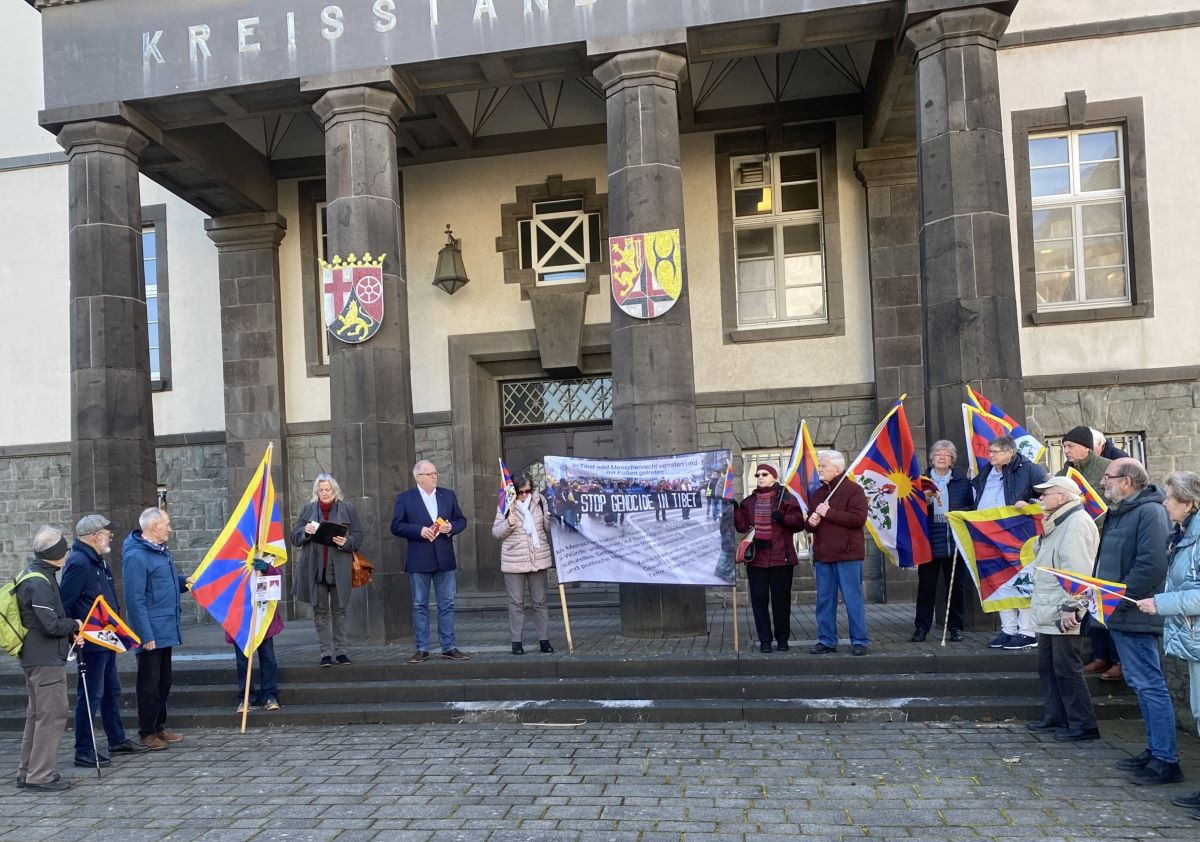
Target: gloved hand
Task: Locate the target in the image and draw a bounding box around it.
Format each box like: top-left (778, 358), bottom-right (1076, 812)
top-left (771, 511), bottom-right (785, 524)
top-left (252, 558), bottom-right (272, 573)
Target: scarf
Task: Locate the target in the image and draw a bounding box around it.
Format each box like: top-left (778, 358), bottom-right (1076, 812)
top-left (752, 486), bottom-right (777, 539)
top-left (516, 497), bottom-right (540, 548)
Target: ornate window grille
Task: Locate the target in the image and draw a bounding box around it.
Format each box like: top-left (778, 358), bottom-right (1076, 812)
top-left (501, 377), bottom-right (613, 428)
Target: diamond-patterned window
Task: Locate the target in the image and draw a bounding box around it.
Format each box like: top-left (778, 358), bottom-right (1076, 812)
top-left (518, 199), bottom-right (602, 285)
top-left (501, 377), bottom-right (613, 428)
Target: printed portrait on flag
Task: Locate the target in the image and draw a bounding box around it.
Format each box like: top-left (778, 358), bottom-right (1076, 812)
top-left (322, 252), bottom-right (386, 344)
top-left (609, 228), bottom-right (683, 319)
top-left (544, 451), bottom-right (734, 587)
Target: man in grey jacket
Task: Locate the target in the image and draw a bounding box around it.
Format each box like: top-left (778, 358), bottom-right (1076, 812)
top-left (15, 526), bottom-right (83, 792)
top-left (1096, 458), bottom-right (1180, 786)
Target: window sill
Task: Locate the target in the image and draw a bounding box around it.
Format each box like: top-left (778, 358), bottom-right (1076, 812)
top-left (151, 378), bottom-right (169, 393)
top-left (1028, 302), bottom-right (1149, 325)
top-left (307, 362), bottom-right (331, 378)
top-left (726, 320), bottom-right (842, 344)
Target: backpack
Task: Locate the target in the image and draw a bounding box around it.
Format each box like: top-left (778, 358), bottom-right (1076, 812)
top-left (0, 571), bottom-right (50, 657)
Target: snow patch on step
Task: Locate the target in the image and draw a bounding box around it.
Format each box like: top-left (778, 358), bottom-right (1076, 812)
top-left (770, 697), bottom-right (929, 708)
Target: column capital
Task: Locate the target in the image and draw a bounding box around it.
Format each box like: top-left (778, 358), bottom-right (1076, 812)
top-left (312, 85), bottom-right (411, 132)
top-left (204, 212), bottom-right (287, 252)
top-left (853, 145), bottom-right (918, 188)
top-left (594, 49), bottom-right (688, 96)
top-left (56, 120), bottom-right (150, 160)
top-left (903, 7), bottom-right (1010, 62)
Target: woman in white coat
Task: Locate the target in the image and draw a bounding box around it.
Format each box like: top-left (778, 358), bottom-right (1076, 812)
top-left (1137, 471), bottom-right (1200, 819)
top-left (492, 472), bottom-right (555, 655)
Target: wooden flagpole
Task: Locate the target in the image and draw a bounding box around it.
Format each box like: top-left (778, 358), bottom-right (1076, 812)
top-left (240, 591), bottom-right (258, 734)
top-left (558, 583), bottom-right (574, 654)
top-left (731, 582), bottom-right (739, 653)
top-left (940, 549), bottom-right (959, 648)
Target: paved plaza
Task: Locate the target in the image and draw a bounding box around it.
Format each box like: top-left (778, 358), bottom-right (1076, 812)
top-left (1, 718), bottom-right (1197, 841)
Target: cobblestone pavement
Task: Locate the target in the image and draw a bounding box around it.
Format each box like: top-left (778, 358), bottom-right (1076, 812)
top-left (1, 720), bottom-right (1196, 841)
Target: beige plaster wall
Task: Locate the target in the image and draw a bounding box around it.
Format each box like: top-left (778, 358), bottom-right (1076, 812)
top-left (278, 179), bottom-right (332, 424)
top-left (1009, 0), bottom-right (1198, 31)
top-left (999, 28), bottom-right (1200, 376)
top-left (1, 3), bottom-right (58, 159)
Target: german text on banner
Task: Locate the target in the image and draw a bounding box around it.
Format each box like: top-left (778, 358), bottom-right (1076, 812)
top-left (949, 502), bottom-right (1044, 612)
top-left (544, 451), bottom-right (735, 587)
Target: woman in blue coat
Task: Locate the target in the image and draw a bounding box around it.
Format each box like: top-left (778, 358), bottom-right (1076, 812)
top-left (1136, 471), bottom-right (1200, 818)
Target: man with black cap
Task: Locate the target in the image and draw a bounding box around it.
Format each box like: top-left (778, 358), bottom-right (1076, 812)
top-left (60, 514), bottom-right (149, 767)
top-left (15, 526), bottom-right (83, 792)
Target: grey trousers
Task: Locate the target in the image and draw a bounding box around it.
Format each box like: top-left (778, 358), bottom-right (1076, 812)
top-left (505, 570), bottom-right (549, 643)
top-left (312, 581), bottom-right (347, 657)
top-left (1037, 633), bottom-right (1097, 730)
top-left (19, 665), bottom-right (68, 785)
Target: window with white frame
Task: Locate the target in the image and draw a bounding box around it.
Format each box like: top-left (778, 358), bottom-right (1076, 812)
top-left (518, 198), bottom-right (601, 285)
top-left (731, 151), bottom-right (826, 327)
top-left (142, 225), bottom-right (161, 381)
top-left (1029, 127), bottom-right (1130, 310)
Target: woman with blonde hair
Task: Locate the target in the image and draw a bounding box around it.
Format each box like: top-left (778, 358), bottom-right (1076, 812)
top-left (492, 472), bottom-right (555, 655)
top-left (290, 473), bottom-right (363, 667)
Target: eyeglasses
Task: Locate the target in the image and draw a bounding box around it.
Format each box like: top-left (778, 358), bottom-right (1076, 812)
top-left (755, 472), bottom-right (772, 477)
top-left (1102, 473), bottom-right (1126, 481)
top-left (417, 471), bottom-right (438, 476)
top-left (516, 489), bottom-right (532, 496)
top-left (987, 449), bottom-right (1007, 455)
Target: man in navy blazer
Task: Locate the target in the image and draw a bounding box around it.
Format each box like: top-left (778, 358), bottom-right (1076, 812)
top-left (390, 460), bottom-right (470, 663)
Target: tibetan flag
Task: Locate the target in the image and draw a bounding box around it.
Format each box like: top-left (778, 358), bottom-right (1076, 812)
top-left (1038, 568), bottom-right (1127, 626)
top-left (720, 460), bottom-right (735, 500)
top-left (965, 386), bottom-right (1046, 465)
top-left (948, 502), bottom-right (1044, 612)
top-left (781, 419), bottom-right (820, 515)
top-left (80, 595), bottom-right (141, 653)
top-left (848, 398), bottom-right (932, 569)
top-left (191, 444), bottom-right (289, 657)
top-left (1065, 467), bottom-right (1108, 521)
top-left (498, 459), bottom-right (516, 517)
top-left (962, 403), bottom-right (1013, 479)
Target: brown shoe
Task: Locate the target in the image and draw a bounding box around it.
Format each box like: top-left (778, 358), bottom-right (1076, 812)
top-left (1099, 663), bottom-right (1124, 682)
top-left (441, 648), bottom-right (470, 661)
top-left (409, 650), bottom-right (430, 664)
top-left (157, 728), bottom-right (185, 743)
top-left (1082, 659), bottom-right (1110, 675)
top-left (139, 734), bottom-right (168, 751)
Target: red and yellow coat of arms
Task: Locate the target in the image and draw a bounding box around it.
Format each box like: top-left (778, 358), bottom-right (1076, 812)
top-left (608, 228), bottom-right (683, 319)
top-left (321, 252), bottom-right (385, 344)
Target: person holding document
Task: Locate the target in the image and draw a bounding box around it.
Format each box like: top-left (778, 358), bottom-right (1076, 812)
top-left (290, 473), bottom-right (363, 667)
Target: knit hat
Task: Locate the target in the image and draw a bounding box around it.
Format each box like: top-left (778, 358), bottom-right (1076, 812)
top-left (1061, 426), bottom-right (1094, 449)
top-left (75, 514), bottom-right (112, 536)
top-left (755, 463), bottom-right (778, 480)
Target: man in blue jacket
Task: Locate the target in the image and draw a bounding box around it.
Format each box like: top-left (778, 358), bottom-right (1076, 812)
top-left (971, 435), bottom-right (1047, 650)
top-left (390, 460), bottom-right (469, 663)
top-left (122, 508), bottom-right (189, 751)
top-left (1097, 458), bottom-right (1180, 786)
top-left (60, 514), bottom-right (149, 767)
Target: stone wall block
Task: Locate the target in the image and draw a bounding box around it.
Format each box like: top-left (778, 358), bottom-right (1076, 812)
top-left (68, 222), bottom-right (143, 301)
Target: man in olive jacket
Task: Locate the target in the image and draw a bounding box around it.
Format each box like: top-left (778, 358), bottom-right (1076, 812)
top-left (1095, 458), bottom-right (1179, 786)
top-left (15, 527), bottom-right (82, 792)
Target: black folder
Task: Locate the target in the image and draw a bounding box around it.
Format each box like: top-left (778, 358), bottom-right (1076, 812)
top-left (312, 521), bottom-right (349, 546)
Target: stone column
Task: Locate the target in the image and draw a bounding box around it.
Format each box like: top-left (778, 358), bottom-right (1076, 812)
top-left (905, 8), bottom-right (1027, 449)
top-left (312, 85), bottom-right (415, 644)
top-left (595, 50), bottom-right (705, 637)
top-left (204, 213), bottom-right (294, 613)
top-left (58, 121), bottom-right (158, 581)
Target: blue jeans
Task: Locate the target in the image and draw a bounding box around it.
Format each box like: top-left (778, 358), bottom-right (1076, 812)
top-left (814, 560), bottom-right (869, 648)
top-left (74, 647), bottom-right (127, 755)
top-left (411, 569), bottom-right (457, 652)
top-left (234, 638), bottom-right (279, 705)
top-left (1110, 630), bottom-right (1177, 763)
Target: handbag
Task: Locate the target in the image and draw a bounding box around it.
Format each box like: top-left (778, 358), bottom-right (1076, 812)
top-left (351, 552), bottom-right (374, 588)
top-left (735, 529), bottom-right (756, 564)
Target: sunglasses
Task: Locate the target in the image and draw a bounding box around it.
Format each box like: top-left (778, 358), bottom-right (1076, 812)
top-left (516, 489), bottom-right (532, 495)
top-left (755, 472), bottom-right (772, 477)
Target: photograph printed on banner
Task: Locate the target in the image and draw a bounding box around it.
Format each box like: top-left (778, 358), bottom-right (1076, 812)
top-left (543, 451), bottom-right (736, 587)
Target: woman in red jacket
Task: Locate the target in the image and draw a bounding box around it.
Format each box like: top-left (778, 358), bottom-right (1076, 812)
top-left (734, 463), bottom-right (805, 653)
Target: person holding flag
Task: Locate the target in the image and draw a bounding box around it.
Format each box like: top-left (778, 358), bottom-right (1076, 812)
top-left (492, 471), bottom-right (555, 656)
top-left (972, 435), bottom-right (1048, 650)
top-left (805, 451), bottom-right (870, 655)
top-left (912, 441), bottom-right (975, 644)
top-left (60, 514), bottom-right (148, 768)
top-left (1026, 477), bottom-right (1102, 741)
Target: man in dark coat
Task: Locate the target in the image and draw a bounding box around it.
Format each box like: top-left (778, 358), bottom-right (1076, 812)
top-left (1096, 458), bottom-right (1180, 786)
top-left (805, 451), bottom-right (870, 655)
top-left (16, 527), bottom-right (81, 792)
top-left (60, 514), bottom-right (148, 767)
top-left (912, 440), bottom-right (976, 643)
top-left (971, 435), bottom-right (1047, 650)
top-left (391, 460), bottom-right (469, 663)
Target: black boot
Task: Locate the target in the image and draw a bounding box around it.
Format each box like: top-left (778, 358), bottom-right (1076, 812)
top-left (511, 642), bottom-right (524, 655)
top-left (539, 640), bottom-right (554, 654)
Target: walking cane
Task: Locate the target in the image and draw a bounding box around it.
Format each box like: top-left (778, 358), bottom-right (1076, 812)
top-left (70, 641), bottom-right (103, 778)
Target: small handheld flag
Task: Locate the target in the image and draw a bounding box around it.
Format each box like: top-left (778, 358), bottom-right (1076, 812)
top-left (782, 419), bottom-right (820, 516)
top-left (962, 403), bottom-right (1013, 479)
top-left (1064, 467), bottom-right (1108, 521)
top-left (1038, 567), bottom-right (1130, 626)
top-left (498, 459), bottom-right (516, 517)
top-left (80, 595), bottom-right (141, 653)
top-left (720, 460), bottom-right (735, 500)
